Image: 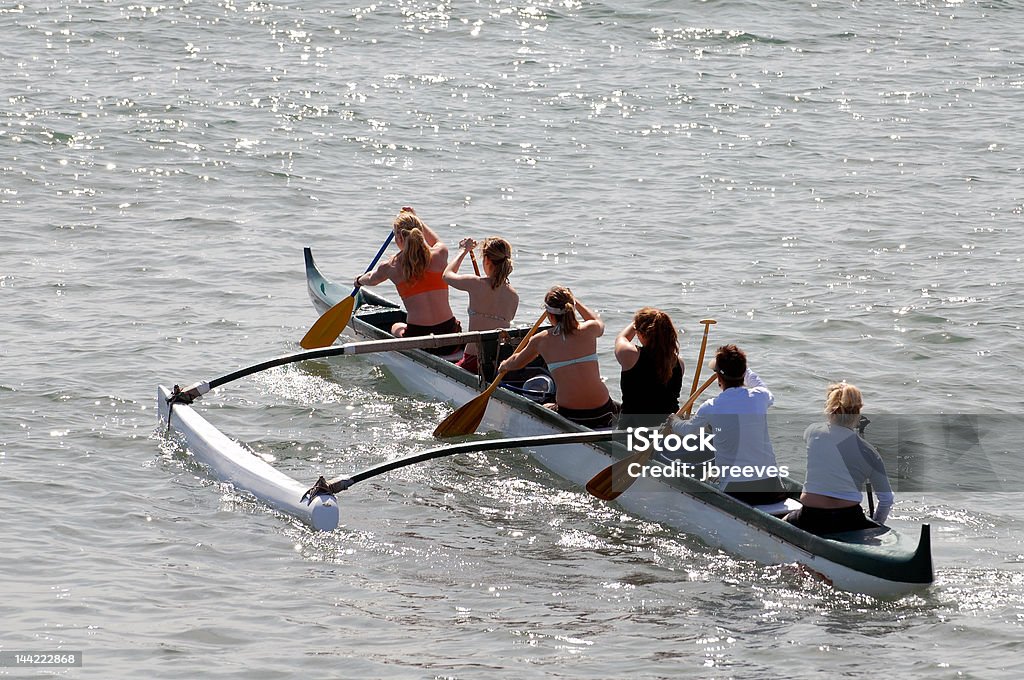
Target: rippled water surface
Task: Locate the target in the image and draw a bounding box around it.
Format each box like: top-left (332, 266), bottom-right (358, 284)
top-left (2, 0), bottom-right (1023, 677)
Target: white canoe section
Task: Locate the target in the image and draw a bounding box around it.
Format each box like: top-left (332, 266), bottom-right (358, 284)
top-left (157, 385), bottom-right (339, 531)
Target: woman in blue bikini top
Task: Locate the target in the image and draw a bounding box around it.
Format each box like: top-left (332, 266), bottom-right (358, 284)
top-left (497, 286), bottom-right (617, 427)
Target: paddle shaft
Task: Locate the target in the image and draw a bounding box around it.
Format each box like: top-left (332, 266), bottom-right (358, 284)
top-left (350, 231), bottom-right (395, 297)
top-left (584, 373), bottom-right (718, 501)
top-left (299, 232), bottom-right (396, 349)
top-left (675, 373), bottom-right (718, 421)
top-left (686, 319), bottom-right (716, 417)
top-left (478, 311), bottom-right (547, 396)
top-left (857, 415), bottom-right (876, 517)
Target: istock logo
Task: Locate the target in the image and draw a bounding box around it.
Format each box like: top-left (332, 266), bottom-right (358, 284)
top-left (625, 426), bottom-right (716, 454)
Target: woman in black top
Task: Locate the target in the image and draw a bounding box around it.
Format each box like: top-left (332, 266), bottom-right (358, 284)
top-left (614, 307), bottom-right (685, 429)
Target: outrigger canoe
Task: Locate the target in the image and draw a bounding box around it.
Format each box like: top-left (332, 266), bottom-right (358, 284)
top-left (301, 247), bottom-right (932, 598)
top-left (155, 249), bottom-right (934, 599)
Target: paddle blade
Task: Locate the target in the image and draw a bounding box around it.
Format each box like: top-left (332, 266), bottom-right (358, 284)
top-left (300, 295), bottom-right (356, 349)
top-left (432, 389), bottom-right (492, 438)
top-left (586, 449), bottom-right (650, 501)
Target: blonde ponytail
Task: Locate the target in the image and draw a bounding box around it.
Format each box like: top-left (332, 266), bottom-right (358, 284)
top-left (393, 211), bottom-right (431, 282)
top-left (825, 382), bottom-right (864, 429)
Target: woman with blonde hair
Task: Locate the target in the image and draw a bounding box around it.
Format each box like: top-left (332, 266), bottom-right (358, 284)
top-left (354, 206), bottom-right (462, 356)
top-left (614, 307), bottom-right (685, 429)
top-left (497, 286), bottom-right (617, 428)
top-left (784, 382), bottom-right (895, 535)
top-left (443, 236), bottom-right (519, 376)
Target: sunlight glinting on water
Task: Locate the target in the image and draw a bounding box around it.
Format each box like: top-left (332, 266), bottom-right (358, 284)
top-left (4, 0), bottom-right (1024, 676)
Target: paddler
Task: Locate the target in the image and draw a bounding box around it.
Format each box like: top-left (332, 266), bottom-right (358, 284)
top-left (354, 206), bottom-right (463, 358)
top-left (614, 307), bottom-right (685, 429)
top-left (443, 236), bottom-right (519, 378)
top-left (784, 382), bottom-right (894, 534)
top-left (667, 344), bottom-right (788, 505)
top-left (497, 286), bottom-right (619, 428)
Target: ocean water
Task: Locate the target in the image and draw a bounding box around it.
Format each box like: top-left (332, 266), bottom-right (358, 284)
top-left (2, 0), bottom-right (1023, 677)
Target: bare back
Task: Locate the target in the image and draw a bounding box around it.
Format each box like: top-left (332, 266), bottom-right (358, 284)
top-left (534, 324), bottom-right (609, 410)
top-left (462, 279), bottom-right (518, 327)
top-left (385, 248), bottom-right (454, 327)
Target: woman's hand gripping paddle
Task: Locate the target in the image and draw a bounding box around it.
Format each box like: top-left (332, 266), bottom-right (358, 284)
top-left (300, 232), bottom-right (394, 349)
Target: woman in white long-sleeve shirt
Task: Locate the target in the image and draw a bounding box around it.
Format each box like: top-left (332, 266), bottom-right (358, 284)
top-left (785, 383), bottom-right (894, 535)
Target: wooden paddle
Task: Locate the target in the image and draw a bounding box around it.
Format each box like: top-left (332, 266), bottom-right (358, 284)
top-left (463, 249), bottom-right (482, 362)
top-left (687, 319), bottom-right (717, 416)
top-left (433, 311), bottom-right (547, 438)
top-left (301, 429), bottom-right (624, 501)
top-left (300, 232), bottom-right (394, 349)
top-left (585, 374), bottom-right (718, 501)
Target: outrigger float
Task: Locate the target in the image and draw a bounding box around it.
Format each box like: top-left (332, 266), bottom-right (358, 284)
top-left (155, 247), bottom-right (934, 598)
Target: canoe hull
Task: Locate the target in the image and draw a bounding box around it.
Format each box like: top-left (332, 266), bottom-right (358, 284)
top-left (304, 247), bottom-right (933, 598)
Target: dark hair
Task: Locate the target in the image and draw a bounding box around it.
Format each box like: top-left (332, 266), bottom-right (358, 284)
top-left (545, 286), bottom-right (578, 335)
top-left (633, 307), bottom-right (679, 383)
top-left (481, 237), bottom-right (513, 289)
top-left (713, 344), bottom-right (747, 387)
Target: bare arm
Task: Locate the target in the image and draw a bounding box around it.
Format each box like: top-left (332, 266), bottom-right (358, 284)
top-left (497, 333), bottom-right (544, 374)
top-left (355, 259), bottom-right (394, 288)
top-left (401, 205), bottom-right (445, 250)
top-left (574, 298), bottom-right (605, 336)
top-left (443, 238), bottom-right (479, 290)
top-left (614, 321), bottom-right (640, 369)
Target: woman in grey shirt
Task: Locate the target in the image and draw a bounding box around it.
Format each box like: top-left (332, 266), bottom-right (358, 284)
top-left (785, 383), bottom-right (894, 535)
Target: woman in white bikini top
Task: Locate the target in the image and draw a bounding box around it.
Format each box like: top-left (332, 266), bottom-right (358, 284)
top-left (443, 237), bottom-right (519, 372)
top-left (497, 286), bottom-right (613, 417)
